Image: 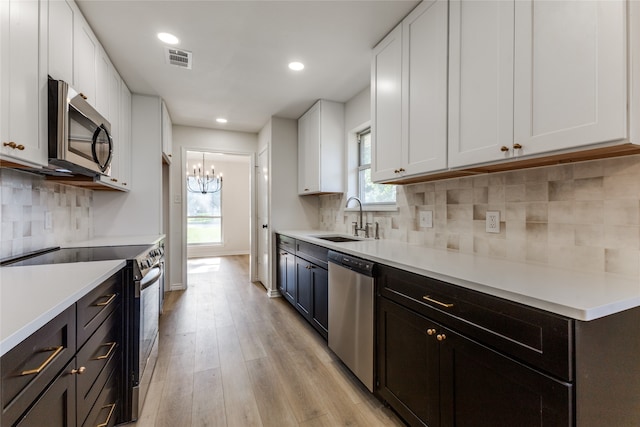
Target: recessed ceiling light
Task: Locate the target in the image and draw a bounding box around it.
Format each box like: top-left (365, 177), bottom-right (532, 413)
top-left (216, 118), bottom-right (228, 124)
top-left (157, 32), bottom-right (179, 45)
top-left (288, 61), bottom-right (305, 71)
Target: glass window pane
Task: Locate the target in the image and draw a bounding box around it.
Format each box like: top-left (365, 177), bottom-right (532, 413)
top-left (187, 179), bottom-right (221, 217)
top-left (187, 217), bottom-right (221, 244)
top-left (360, 167), bottom-right (396, 204)
top-left (360, 131), bottom-right (371, 165)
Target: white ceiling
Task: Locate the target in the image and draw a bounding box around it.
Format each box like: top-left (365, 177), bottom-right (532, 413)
top-left (76, 0), bottom-right (419, 134)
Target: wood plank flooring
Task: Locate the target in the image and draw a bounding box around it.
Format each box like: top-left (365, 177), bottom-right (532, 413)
top-left (132, 255), bottom-right (405, 427)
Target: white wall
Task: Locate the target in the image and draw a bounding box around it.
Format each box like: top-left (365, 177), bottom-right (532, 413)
top-left (186, 156), bottom-right (251, 258)
top-left (170, 125), bottom-right (258, 289)
top-left (93, 95), bottom-right (163, 237)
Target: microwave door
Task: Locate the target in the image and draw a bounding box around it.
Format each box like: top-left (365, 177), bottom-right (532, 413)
top-left (91, 124), bottom-right (113, 172)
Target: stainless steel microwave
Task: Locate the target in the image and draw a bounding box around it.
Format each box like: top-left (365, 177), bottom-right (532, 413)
top-left (48, 77), bottom-right (113, 176)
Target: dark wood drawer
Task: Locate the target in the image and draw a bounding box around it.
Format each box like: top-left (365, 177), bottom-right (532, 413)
top-left (378, 263), bottom-right (574, 381)
top-left (82, 362), bottom-right (120, 427)
top-left (77, 271), bottom-right (123, 347)
top-left (277, 234), bottom-right (296, 254)
top-left (296, 240), bottom-right (328, 268)
top-left (77, 306), bottom-right (122, 425)
top-left (1, 305), bottom-right (76, 426)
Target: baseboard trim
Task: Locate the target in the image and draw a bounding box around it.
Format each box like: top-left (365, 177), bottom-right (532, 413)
top-left (267, 289), bottom-right (282, 298)
top-left (170, 283), bottom-right (185, 291)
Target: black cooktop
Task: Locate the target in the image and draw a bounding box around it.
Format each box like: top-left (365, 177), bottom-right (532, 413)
top-left (1, 245), bottom-right (153, 267)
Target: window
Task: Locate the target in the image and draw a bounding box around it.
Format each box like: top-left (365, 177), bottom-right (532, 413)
top-left (358, 128), bottom-right (396, 204)
top-left (187, 182), bottom-right (222, 245)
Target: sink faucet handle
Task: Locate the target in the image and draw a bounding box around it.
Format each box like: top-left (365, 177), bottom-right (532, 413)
top-left (375, 222), bottom-right (380, 240)
top-left (352, 221), bottom-right (358, 237)
top-left (365, 223), bottom-right (372, 238)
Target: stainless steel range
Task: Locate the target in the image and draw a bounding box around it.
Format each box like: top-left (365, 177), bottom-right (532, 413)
top-left (1, 240), bottom-right (165, 423)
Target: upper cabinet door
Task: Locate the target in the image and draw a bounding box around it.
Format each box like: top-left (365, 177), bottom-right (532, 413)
top-left (0, 0), bottom-right (48, 167)
top-left (402, 0), bottom-right (448, 176)
top-left (298, 101), bottom-right (321, 194)
top-left (73, 13), bottom-right (98, 106)
top-left (513, 0), bottom-right (627, 156)
top-left (161, 101), bottom-right (172, 164)
top-left (48, 0), bottom-right (73, 84)
top-left (448, 0), bottom-right (515, 169)
top-left (372, 25), bottom-right (403, 182)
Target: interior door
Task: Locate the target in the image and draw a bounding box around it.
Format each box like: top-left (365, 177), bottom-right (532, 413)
top-left (257, 148), bottom-right (269, 288)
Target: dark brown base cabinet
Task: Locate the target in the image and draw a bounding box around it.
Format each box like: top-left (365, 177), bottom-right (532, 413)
top-left (376, 263), bottom-right (640, 427)
top-left (1, 270), bottom-right (125, 427)
top-left (276, 234), bottom-right (328, 339)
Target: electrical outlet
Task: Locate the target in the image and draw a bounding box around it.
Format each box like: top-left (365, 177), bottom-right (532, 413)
top-left (419, 210), bottom-right (433, 228)
top-left (486, 211), bottom-right (500, 233)
top-left (45, 211), bottom-right (53, 230)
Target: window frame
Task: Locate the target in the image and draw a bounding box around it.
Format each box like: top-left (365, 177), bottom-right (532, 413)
top-left (186, 176), bottom-right (223, 246)
top-left (356, 127), bottom-right (396, 207)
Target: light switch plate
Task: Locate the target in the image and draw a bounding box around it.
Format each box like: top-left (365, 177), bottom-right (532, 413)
top-left (419, 210), bottom-right (433, 228)
top-left (486, 211), bottom-right (500, 233)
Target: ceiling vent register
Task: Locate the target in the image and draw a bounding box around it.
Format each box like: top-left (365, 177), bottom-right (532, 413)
top-left (165, 47), bottom-right (192, 69)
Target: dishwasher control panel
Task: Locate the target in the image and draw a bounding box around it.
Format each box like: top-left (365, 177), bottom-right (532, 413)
top-left (328, 251), bottom-right (375, 276)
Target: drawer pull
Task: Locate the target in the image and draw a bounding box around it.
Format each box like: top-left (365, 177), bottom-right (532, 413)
top-left (423, 295), bottom-right (454, 308)
top-left (20, 346), bottom-right (64, 375)
top-left (97, 403), bottom-right (116, 427)
top-left (95, 293), bottom-right (116, 307)
top-left (94, 342), bottom-right (117, 360)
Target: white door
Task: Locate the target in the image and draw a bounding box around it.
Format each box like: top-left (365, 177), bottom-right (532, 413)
top-left (257, 148), bottom-right (269, 288)
top-left (448, 0), bottom-right (515, 168)
top-left (513, 0), bottom-right (627, 156)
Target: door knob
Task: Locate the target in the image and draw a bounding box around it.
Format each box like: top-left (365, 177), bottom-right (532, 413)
top-left (262, 224), bottom-right (268, 229)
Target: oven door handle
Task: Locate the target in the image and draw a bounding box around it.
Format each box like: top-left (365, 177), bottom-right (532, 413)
top-left (139, 266), bottom-right (162, 292)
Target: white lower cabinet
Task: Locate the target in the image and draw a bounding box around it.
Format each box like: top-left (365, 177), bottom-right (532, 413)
top-left (0, 0), bottom-right (48, 168)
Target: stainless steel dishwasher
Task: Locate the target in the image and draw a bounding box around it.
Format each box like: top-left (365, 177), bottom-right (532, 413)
top-left (328, 250), bottom-right (375, 392)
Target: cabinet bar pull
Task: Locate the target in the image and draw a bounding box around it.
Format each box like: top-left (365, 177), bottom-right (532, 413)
top-left (95, 294), bottom-right (116, 307)
top-left (423, 295), bottom-right (454, 308)
top-left (500, 146), bottom-right (509, 152)
top-left (513, 143), bottom-right (522, 150)
top-left (20, 346), bottom-right (64, 375)
top-left (79, 92), bottom-right (88, 100)
top-left (94, 342), bottom-right (117, 360)
top-left (96, 403), bottom-right (116, 427)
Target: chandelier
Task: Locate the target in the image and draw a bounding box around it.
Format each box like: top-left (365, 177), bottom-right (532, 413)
top-left (186, 152), bottom-right (223, 194)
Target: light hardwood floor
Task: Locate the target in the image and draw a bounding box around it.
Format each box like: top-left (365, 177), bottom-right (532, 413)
top-left (133, 255), bottom-right (405, 427)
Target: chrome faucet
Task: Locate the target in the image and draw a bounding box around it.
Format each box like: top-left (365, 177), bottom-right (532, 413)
top-left (346, 196), bottom-right (369, 238)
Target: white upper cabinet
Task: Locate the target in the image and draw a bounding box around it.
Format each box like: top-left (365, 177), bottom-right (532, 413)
top-left (48, 0), bottom-right (74, 84)
top-left (448, 0), bottom-right (514, 168)
top-left (372, 0), bottom-right (448, 183)
top-left (371, 25), bottom-right (403, 182)
top-left (73, 11), bottom-right (98, 107)
top-left (513, 0), bottom-right (626, 156)
top-left (0, 0), bottom-right (48, 167)
top-left (95, 47), bottom-right (110, 118)
top-left (297, 99), bottom-right (344, 195)
top-left (401, 0), bottom-right (448, 176)
top-left (449, 0), bottom-right (627, 169)
top-left (161, 101), bottom-right (172, 164)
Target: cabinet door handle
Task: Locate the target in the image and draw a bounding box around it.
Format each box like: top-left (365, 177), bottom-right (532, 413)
top-left (110, 178), bottom-right (118, 182)
top-left (399, 168), bottom-right (405, 172)
top-left (94, 342), bottom-right (117, 360)
top-left (426, 328), bottom-right (436, 336)
top-left (94, 293), bottom-right (116, 307)
top-left (3, 142), bottom-right (23, 150)
top-left (20, 346), bottom-right (64, 375)
top-left (70, 366), bottom-right (86, 375)
top-left (280, 252), bottom-right (287, 256)
top-left (423, 295), bottom-right (454, 308)
top-left (437, 334), bottom-right (447, 341)
top-left (168, 154), bottom-right (172, 157)
top-left (500, 146), bottom-right (510, 152)
top-left (78, 92), bottom-right (88, 100)
top-left (513, 143), bottom-right (522, 150)
top-left (97, 403), bottom-right (116, 427)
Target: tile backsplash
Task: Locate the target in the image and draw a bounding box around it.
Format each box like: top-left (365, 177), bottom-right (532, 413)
top-left (320, 155), bottom-right (640, 278)
top-left (0, 169), bottom-right (93, 259)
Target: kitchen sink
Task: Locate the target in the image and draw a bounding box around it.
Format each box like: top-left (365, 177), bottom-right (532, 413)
top-left (316, 236), bottom-right (361, 243)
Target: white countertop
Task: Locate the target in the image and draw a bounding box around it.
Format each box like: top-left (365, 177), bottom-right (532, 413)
top-left (279, 230), bottom-right (640, 321)
top-left (63, 234), bottom-right (165, 248)
top-left (0, 260), bottom-right (126, 357)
